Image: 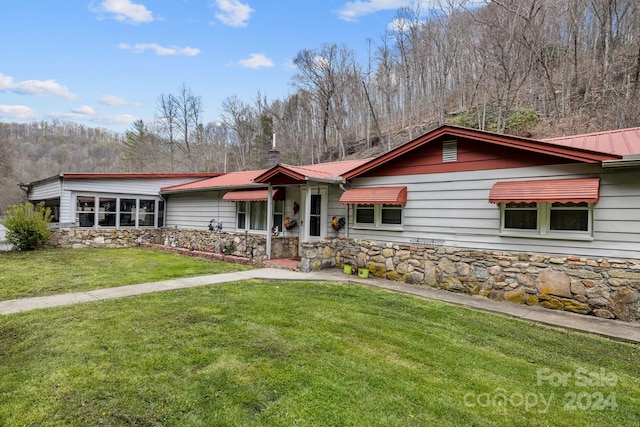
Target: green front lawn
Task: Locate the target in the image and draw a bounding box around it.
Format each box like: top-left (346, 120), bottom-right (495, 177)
top-left (1, 281), bottom-right (638, 426)
top-left (0, 248), bottom-right (251, 301)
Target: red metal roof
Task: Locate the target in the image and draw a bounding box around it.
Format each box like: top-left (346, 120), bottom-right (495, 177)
top-left (254, 158), bottom-right (373, 183)
top-left (489, 178), bottom-right (600, 204)
top-left (221, 188), bottom-right (284, 202)
top-left (339, 186), bottom-right (408, 205)
top-left (62, 173), bottom-right (220, 179)
top-left (161, 170), bottom-right (266, 192)
top-left (543, 127), bottom-right (640, 156)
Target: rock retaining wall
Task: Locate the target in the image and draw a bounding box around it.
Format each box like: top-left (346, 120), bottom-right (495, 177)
top-left (48, 228), bottom-right (159, 249)
top-left (47, 228), bottom-right (298, 265)
top-left (301, 238), bottom-right (640, 323)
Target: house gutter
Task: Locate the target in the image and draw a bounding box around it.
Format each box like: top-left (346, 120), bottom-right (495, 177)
top-left (304, 176), bottom-right (345, 185)
top-left (602, 155), bottom-right (640, 169)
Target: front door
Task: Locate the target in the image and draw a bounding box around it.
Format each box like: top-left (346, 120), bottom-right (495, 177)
top-left (300, 185), bottom-right (328, 241)
top-left (310, 194), bottom-right (322, 237)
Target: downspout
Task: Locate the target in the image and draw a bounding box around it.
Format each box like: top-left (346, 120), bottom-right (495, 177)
top-left (158, 193), bottom-right (167, 229)
top-left (339, 183), bottom-right (349, 239)
top-left (18, 183), bottom-right (30, 203)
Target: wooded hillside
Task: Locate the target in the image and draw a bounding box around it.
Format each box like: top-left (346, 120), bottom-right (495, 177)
top-left (2, 0), bottom-right (638, 211)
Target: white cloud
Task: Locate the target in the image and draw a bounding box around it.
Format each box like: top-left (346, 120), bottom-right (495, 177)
top-left (72, 105), bottom-right (96, 115)
top-left (214, 0), bottom-right (253, 27)
top-left (98, 94), bottom-right (128, 106)
top-left (118, 43), bottom-right (200, 56)
top-left (48, 109), bottom-right (138, 126)
top-left (0, 73), bottom-right (78, 100)
top-left (0, 105), bottom-right (37, 121)
top-left (336, 0), bottom-right (414, 22)
top-left (238, 53), bottom-right (274, 69)
top-left (387, 16), bottom-right (414, 32)
top-left (92, 0), bottom-right (154, 24)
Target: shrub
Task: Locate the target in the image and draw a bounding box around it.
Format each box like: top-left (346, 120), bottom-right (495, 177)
top-left (2, 202), bottom-right (52, 250)
top-left (506, 108), bottom-right (540, 136)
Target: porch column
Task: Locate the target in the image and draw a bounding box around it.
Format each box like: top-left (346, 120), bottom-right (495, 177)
top-left (304, 182), bottom-right (312, 241)
top-left (266, 184), bottom-right (273, 259)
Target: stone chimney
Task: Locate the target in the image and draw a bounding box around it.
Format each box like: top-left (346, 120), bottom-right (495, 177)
top-left (267, 149), bottom-right (280, 168)
top-left (267, 133), bottom-right (280, 168)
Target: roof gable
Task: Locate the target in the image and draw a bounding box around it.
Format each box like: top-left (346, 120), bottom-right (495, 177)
top-left (253, 158), bottom-right (372, 184)
top-left (342, 125), bottom-right (621, 180)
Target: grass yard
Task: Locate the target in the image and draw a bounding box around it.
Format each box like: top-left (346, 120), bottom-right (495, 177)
top-left (0, 248), bottom-right (251, 301)
top-left (0, 280), bottom-right (638, 426)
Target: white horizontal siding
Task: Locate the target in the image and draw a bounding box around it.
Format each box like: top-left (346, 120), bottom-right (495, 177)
top-left (166, 186), bottom-right (303, 234)
top-left (346, 164), bottom-right (640, 259)
top-left (166, 191), bottom-right (235, 231)
top-left (59, 191), bottom-right (73, 224)
top-left (63, 177), bottom-right (197, 196)
top-left (29, 179), bottom-right (61, 200)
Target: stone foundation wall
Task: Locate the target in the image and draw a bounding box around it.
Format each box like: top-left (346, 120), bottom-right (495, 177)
top-left (48, 228), bottom-right (298, 265)
top-left (48, 228), bottom-right (161, 249)
top-left (301, 238), bottom-right (640, 323)
top-left (158, 228), bottom-right (298, 262)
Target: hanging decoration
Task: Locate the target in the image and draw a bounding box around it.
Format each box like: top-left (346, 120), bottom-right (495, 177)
top-left (284, 217), bottom-right (297, 230)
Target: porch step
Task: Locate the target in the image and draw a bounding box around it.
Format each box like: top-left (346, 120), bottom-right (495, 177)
top-left (264, 258), bottom-right (301, 271)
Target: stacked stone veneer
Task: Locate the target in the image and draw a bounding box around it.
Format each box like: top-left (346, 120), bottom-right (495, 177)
top-left (158, 228), bottom-right (298, 261)
top-left (48, 228), bottom-right (160, 249)
top-left (301, 238), bottom-right (640, 323)
top-left (47, 228), bottom-right (298, 264)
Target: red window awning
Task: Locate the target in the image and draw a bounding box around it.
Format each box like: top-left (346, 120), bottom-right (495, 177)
top-left (489, 178), bottom-right (600, 204)
top-left (339, 186), bottom-right (407, 205)
top-left (222, 188), bottom-right (284, 202)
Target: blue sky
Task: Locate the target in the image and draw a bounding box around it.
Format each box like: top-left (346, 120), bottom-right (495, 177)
top-left (0, 0), bottom-right (428, 132)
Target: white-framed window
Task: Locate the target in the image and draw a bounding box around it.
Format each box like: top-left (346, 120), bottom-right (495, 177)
top-left (236, 200), bottom-right (283, 233)
top-left (354, 203), bottom-right (404, 229)
top-left (273, 199), bottom-right (284, 232)
top-left (76, 195), bottom-right (162, 228)
top-left (500, 201), bottom-right (592, 239)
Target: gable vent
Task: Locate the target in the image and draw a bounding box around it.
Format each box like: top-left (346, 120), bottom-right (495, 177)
top-left (442, 140), bottom-right (458, 163)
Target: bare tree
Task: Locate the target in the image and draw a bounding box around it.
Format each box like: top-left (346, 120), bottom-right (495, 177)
top-left (221, 96), bottom-right (257, 171)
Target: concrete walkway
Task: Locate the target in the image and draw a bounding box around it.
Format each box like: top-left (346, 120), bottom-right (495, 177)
top-left (1, 268), bottom-right (639, 344)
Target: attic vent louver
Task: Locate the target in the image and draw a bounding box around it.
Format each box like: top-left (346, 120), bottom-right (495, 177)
top-left (442, 140), bottom-right (457, 163)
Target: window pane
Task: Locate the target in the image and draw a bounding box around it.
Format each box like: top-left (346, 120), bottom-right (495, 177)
top-left (139, 200), bottom-right (156, 227)
top-left (550, 210), bottom-right (589, 231)
top-left (311, 194), bottom-right (321, 215)
top-left (98, 197), bottom-right (117, 227)
top-left (504, 202), bottom-right (537, 230)
top-left (237, 213), bottom-right (246, 229)
top-left (356, 205), bottom-right (374, 224)
top-left (504, 210), bottom-right (537, 229)
top-left (381, 207), bottom-right (402, 225)
top-left (250, 201), bottom-right (267, 230)
top-left (77, 196), bottom-right (95, 227)
top-left (310, 195), bottom-right (322, 236)
top-left (273, 214), bottom-right (283, 232)
top-left (310, 216), bottom-right (321, 236)
top-left (552, 202), bottom-right (587, 208)
top-left (120, 199), bottom-right (136, 227)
